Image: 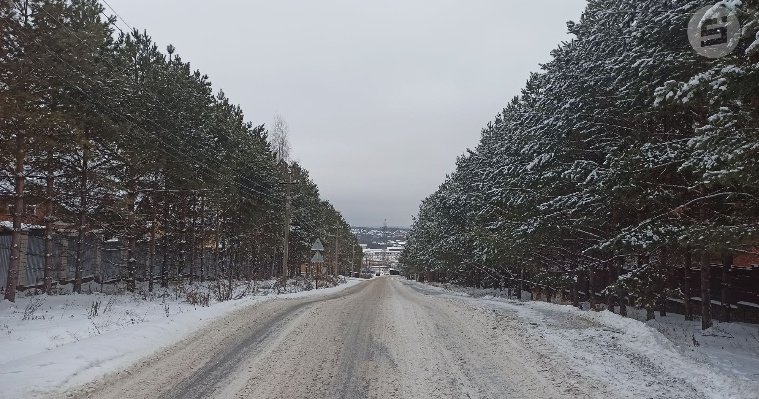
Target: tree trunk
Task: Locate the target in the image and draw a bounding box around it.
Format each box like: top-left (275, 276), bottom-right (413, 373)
top-left (270, 247), bottom-right (275, 280)
top-left (517, 267), bottom-right (524, 300)
top-left (644, 307), bottom-right (654, 321)
top-left (618, 293), bottom-right (628, 316)
top-left (189, 192), bottom-right (197, 284)
top-left (616, 257), bottom-right (627, 317)
top-left (226, 240), bottom-right (233, 301)
top-left (588, 266), bottom-right (596, 309)
top-left (125, 182), bottom-right (137, 292)
top-left (199, 194), bottom-right (205, 283)
top-left (700, 249), bottom-right (712, 330)
top-left (683, 248), bottom-right (693, 321)
top-left (148, 204), bottom-right (156, 293)
top-left (641, 254), bottom-right (655, 321)
top-left (607, 258), bottom-right (618, 312)
top-left (178, 193), bottom-right (187, 279)
top-left (248, 241), bottom-right (261, 281)
top-left (646, 254), bottom-right (657, 321)
top-left (658, 247), bottom-right (669, 317)
top-left (572, 267), bottom-right (580, 308)
top-left (213, 216), bottom-right (221, 280)
top-left (160, 190), bottom-right (169, 288)
top-left (74, 136), bottom-right (89, 294)
top-left (720, 251), bottom-right (732, 323)
top-left (43, 150), bottom-right (54, 294)
top-left (4, 132), bottom-right (26, 302)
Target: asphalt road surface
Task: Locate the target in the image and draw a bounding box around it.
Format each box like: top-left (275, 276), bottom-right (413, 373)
top-left (61, 277), bottom-right (618, 399)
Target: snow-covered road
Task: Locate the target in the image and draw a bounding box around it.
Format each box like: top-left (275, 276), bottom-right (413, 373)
top-left (53, 277), bottom-right (756, 399)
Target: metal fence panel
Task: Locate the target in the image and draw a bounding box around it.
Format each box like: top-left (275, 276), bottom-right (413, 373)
top-left (83, 234), bottom-right (97, 280)
top-left (64, 236), bottom-right (77, 281)
top-left (101, 239), bottom-right (123, 283)
top-left (23, 236), bottom-right (45, 286)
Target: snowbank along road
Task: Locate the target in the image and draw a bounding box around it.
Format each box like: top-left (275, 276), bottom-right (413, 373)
top-left (60, 277), bottom-right (754, 399)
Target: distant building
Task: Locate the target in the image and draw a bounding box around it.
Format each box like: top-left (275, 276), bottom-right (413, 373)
top-left (387, 246), bottom-right (404, 254)
top-left (0, 195), bottom-right (46, 226)
top-left (363, 245), bottom-right (403, 266)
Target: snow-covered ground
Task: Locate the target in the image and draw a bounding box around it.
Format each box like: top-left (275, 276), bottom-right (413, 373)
top-left (3, 277), bottom-right (757, 399)
top-left (0, 277), bottom-right (362, 398)
top-left (407, 280), bottom-right (759, 399)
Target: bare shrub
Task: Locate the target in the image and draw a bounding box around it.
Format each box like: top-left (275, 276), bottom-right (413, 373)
top-left (22, 298), bottom-right (45, 321)
top-left (300, 278), bottom-right (314, 291)
top-left (233, 280), bottom-right (257, 300)
top-left (213, 279), bottom-right (233, 302)
top-left (185, 290), bottom-right (210, 307)
top-left (88, 300), bottom-right (101, 318)
top-left (319, 275), bottom-right (346, 288)
top-left (272, 277), bottom-right (288, 294)
top-left (102, 296), bottom-right (116, 314)
top-left (174, 282), bottom-right (212, 307)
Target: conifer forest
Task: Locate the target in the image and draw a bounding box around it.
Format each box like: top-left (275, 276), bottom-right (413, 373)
top-left (0, 0), bottom-right (361, 302)
top-left (401, 0), bottom-right (759, 329)
top-left (2, 1), bottom-right (759, 398)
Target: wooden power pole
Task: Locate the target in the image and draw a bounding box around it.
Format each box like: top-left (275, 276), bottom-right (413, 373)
top-left (334, 225), bottom-right (339, 275)
top-left (327, 223), bottom-right (340, 275)
top-left (282, 173), bottom-right (292, 278)
top-left (351, 245), bottom-right (355, 277)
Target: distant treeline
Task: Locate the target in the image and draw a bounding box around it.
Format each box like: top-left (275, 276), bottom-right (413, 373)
top-left (401, 0), bottom-right (759, 329)
top-left (0, 0), bottom-right (360, 301)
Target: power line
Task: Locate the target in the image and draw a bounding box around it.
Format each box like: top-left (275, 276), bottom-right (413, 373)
top-left (3, 6), bottom-right (351, 259)
top-left (10, 6), bottom-right (335, 239)
top-left (4, 28), bottom-right (284, 209)
top-left (31, 6), bottom-right (285, 200)
top-left (100, 0), bottom-right (133, 32)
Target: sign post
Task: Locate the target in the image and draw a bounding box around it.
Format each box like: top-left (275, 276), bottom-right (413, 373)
top-left (310, 239), bottom-right (325, 289)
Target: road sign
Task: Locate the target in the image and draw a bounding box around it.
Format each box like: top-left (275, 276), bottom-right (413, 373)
top-left (311, 238), bottom-right (324, 252)
top-left (310, 251), bottom-right (324, 263)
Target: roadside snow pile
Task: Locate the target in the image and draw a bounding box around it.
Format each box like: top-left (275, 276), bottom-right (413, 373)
top-left (406, 280), bottom-right (759, 399)
top-left (0, 277), bottom-right (362, 398)
top-left (421, 281), bottom-right (533, 300)
top-left (514, 300), bottom-right (759, 399)
top-left (626, 308), bottom-right (759, 384)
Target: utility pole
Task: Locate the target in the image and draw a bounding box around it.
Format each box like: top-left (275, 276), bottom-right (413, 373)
top-left (333, 224), bottom-right (339, 275)
top-left (327, 223), bottom-right (340, 275)
top-left (282, 172), bottom-right (292, 279)
top-left (381, 219), bottom-right (389, 267)
top-left (351, 244), bottom-right (355, 277)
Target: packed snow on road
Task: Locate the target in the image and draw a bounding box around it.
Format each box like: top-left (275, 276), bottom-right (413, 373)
top-left (1, 277), bottom-right (757, 398)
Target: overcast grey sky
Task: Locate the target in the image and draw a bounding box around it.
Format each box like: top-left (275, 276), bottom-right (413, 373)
top-left (105, 0), bottom-right (586, 227)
